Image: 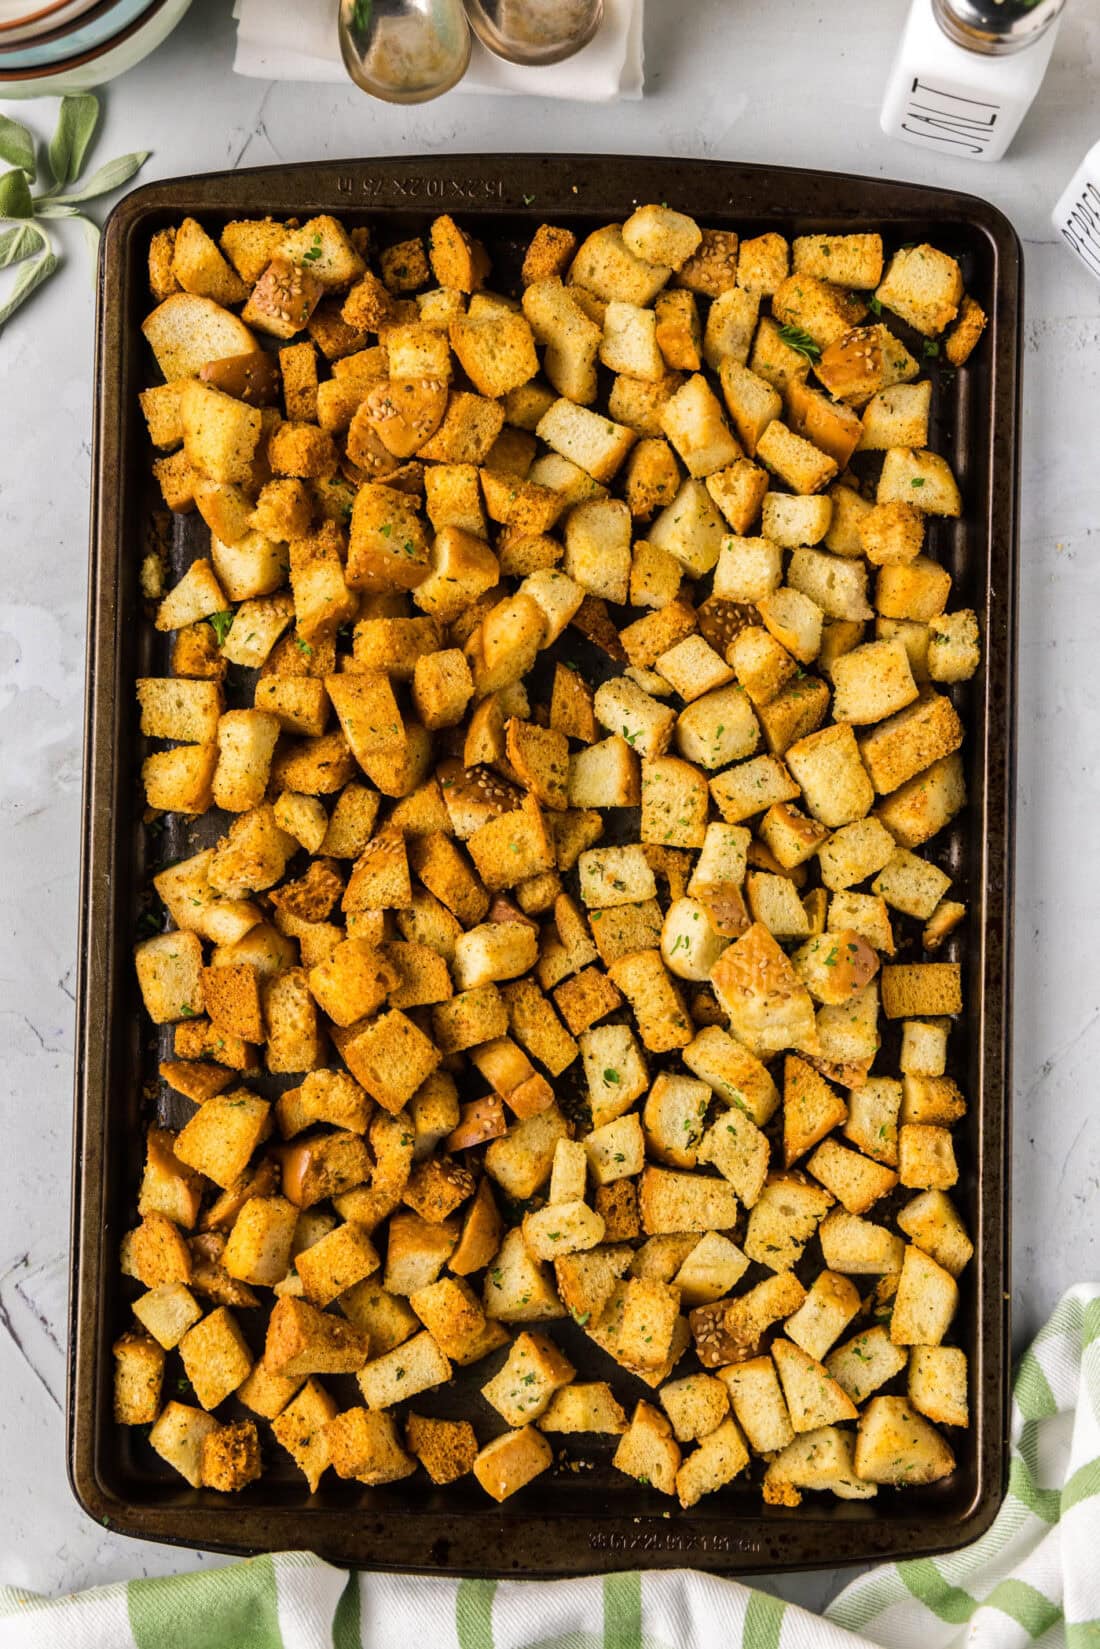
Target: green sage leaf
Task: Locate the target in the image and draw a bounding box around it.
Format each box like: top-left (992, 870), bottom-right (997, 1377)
top-left (48, 150), bottom-right (150, 206)
top-left (0, 114), bottom-right (36, 182)
top-left (34, 204), bottom-right (80, 218)
top-left (48, 95), bottom-right (99, 190)
top-left (0, 222), bottom-right (44, 268)
top-left (0, 242), bottom-right (58, 328)
top-left (0, 169), bottom-right (34, 219)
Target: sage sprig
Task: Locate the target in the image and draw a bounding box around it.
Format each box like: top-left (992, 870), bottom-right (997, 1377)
top-left (0, 94), bottom-right (150, 330)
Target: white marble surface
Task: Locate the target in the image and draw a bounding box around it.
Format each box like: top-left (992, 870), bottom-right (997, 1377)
top-left (1, 0), bottom-right (1098, 1616)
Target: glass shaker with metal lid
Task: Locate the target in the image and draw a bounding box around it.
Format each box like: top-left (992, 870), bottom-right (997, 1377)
top-left (881, 0), bottom-right (1068, 161)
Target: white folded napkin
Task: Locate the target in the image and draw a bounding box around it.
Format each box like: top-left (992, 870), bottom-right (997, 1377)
top-left (233, 0), bottom-right (644, 101)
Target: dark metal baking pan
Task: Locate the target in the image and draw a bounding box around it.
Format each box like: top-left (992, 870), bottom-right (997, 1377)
top-left (70, 154), bottom-right (1019, 1575)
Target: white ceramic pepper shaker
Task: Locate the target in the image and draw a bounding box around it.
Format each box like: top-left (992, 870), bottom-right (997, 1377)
top-left (1052, 142), bottom-right (1100, 281)
top-left (881, 0), bottom-right (1067, 163)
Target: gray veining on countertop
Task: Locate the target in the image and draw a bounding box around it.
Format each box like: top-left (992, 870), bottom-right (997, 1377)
top-left (0, 0), bottom-right (1098, 1611)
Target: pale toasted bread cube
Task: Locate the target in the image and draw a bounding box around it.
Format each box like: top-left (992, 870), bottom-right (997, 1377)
top-left (155, 558), bottom-right (229, 632)
top-left (545, 1137), bottom-right (586, 1207)
top-left (179, 1306), bottom-right (253, 1409)
top-left (897, 1189), bottom-right (972, 1276)
top-left (825, 483), bottom-right (875, 556)
top-left (841, 1077), bottom-right (902, 1167)
top-left (742, 1174), bottom-right (834, 1273)
top-left (580, 1022), bottom-right (649, 1127)
top-left (816, 818), bottom-right (897, 892)
top-left (268, 1378), bottom-right (338, 1492)
top-left (819, 1209), bottom-right (904, 1274)
top-left (859, 381), bottom-right (932, 452)
top-left (659, 373), bottom-right (741, 478)
top-left (638, 1166), bottom-right (739, 1237)
top-left (640, 757), bottom-right (709, 853)
top-left (622, 205), bottom-right (701, 271)
top-left (781, 725), bottom-right (870, 830)
top-left (134, 931), bottom-right (205, 1025)
top-left (855, 1395), bottom-right (955, 1484)
top-left (675, 682), bottom-right (761, 772)
top-left (705, 459), bottom-right (770, 535)
top-left (719, 1356), bottom-right (795, 1455)
top-left (659, 1372), bottom-right (728, 1443)
top-left (484, 1104), bottom-right (569, 1202)
top-left (807, 1138), bottom-right (898, 1215)
top-left (712, 534), bottom-right (783, 604)
top-left (787, 547), bottom-right (872, 625)
top-left (355, 1330), bottom-right (451, 1410)
top-left (599, 299), bottom-right (664, 382)
top-left (708, 755), bottom-right (799, 826)
top-left (823, 1325), bottom-right (907, 1405)
top-left (142, 292), bottom-right (258, 380)
top-left (583, 1111), bottom-right (646, 1187)
top-left (673, 1230), bottom-right (750, 1306)
top-left (898, 1122), bottom-right (959, 1192)
top-left (659, 897), bottom-right (730, 983)
top-left (890, 1244), bottom-right (959, 1346)
top-left (647, 477), bottom-right (727, 576)
top-left (608, 948), bottom-right (692, 1053)
top-left (682, 1024), bottom-right (779, 1127)
top-left (830, 638), bottom-right (918, 726)
top-left (612, 1400), bottom-right (681, 1494)
top-left (793, 232), bottom-right (883, 288)
top-left (877, 448), bottom-right (961, 517)
top-left (756, 420), bottom-right (837, 496)
top-left (761, 495), bottom-right (832, 552)
top-left (676, 1416), bottom-right (751, 1508)
top-left (718, 357), bottom-right (782, 457)
top-left (536, 397), bottom-right (636, 483)
top-left (132, 1281), bottom-right (203, 1351)
top-left (577, 845), bottom-right (657, 910)
top-left (927, 609), bottom-right (981, 682)
top-left (571, 223), bottom-right (670, 305)
top-left (149, 1401), bottom-right (221, 1488)
top-left (756, 587), bottom-right (822, 666)
top-left (764, 1424), bottom-right (876, 1503)
top-left (481, 1331), bottom-right (575, 1426)
top-left (900, 1018), bottom-right (950, 1077)
top-left (781, 1053), bottom-right (847, 1167)
top-left (381, 1210), bottom-right (456, 1296)
top-left (745, 870), bottom-right (814, 936)
top-left (523, 1199), bottom-right (605, 1260)
top-left (909, 1345), bottom-right (968, 1428)
top-left (772, 1336), bottom-right (858, 1432)
top-left (875, 752), bottom-right (966, 848)
top-left (875, 244), bottom-right (963, 336)
top-left (539, 1381), bottom-right (627, 1434)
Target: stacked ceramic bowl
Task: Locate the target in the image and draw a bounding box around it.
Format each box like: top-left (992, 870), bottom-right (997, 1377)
top-left (0, 0), bottom-right (191, 95)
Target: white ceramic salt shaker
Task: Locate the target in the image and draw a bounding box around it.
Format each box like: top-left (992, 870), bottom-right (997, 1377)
top-left (1052, 142), bottom-right (1100, 281)
top-left (881, 0), bottom-right (1067, 163)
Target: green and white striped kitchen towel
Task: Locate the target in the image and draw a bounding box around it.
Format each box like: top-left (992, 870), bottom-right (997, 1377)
top-left (1, 1285), bottom-right (1097, 1649)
